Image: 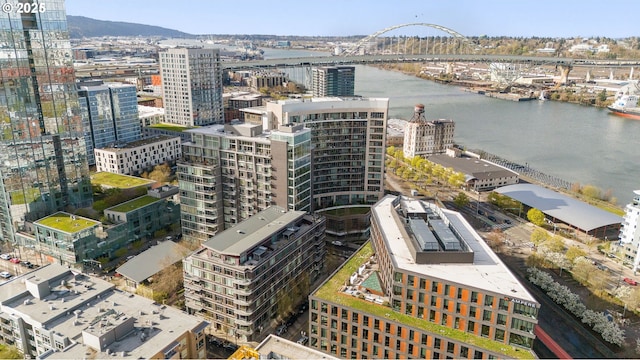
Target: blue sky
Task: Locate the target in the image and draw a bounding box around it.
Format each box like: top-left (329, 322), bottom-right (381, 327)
top-left (66, 0), bottom-right (640, 38)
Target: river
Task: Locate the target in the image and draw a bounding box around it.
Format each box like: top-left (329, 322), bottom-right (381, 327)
top-left (262, 48), bottom-right (640, 205)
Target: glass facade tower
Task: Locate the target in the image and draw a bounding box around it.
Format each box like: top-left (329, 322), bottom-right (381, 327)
top-left (0, 0), bottom-right (92, 242)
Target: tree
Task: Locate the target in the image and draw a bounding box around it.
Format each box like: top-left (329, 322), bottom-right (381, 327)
top-left (453, 192), bottom-right (470, 208)
top-left (530, 228), bottom-right (549, 245)
top-left (0, 344), bottom-right (22, 359)
top-left (149, 254), bottom-right (187, 303)
top-left (565, 246), bottom-right (587, 264)
top-left (527, 208), bottom-right (545, 226)
top-left (148, 163), bottom-right (172, 184)
top-left (544, 235), bottom-right (565, 253)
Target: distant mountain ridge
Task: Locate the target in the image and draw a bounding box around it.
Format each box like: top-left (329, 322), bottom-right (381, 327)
top-left (67, 15), bottom-right (194, 39)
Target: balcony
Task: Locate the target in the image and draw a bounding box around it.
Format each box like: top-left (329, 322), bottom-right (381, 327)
top-left (234, 298), bottom-right (251, 307)
top-left (235, 307), bottom-right (255, 316)
top-left (234, 318), bottom-right (252, 326)
top-left (233, 278), bottom-right (251, 286)
top-left (235, 287), bottom-right (252, 296)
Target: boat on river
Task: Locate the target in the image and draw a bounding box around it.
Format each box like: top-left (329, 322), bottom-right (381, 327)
top-left (607, 94), bottom-right (640, 120)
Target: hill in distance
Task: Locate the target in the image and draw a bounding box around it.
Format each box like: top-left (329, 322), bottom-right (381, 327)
top-left (67, 15), bottom-right (194, 38)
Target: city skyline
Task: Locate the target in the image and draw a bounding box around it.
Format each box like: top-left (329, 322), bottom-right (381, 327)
top-left (66, 0), bottom-right (640, 38)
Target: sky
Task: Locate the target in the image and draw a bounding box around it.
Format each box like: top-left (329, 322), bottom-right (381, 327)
top-left (66, 0), bottom-right (640, 38)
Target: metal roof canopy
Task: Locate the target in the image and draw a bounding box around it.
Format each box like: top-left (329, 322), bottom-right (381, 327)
top-left (495, 184), bottom-right (622, 232)
top-left (116, 240), bottom-right (189, 283)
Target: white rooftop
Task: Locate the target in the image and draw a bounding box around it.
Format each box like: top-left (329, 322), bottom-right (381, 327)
top-left (372, 195), bottom-right (536, 303)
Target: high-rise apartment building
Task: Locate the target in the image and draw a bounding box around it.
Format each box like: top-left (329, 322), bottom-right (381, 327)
top-left (262, 98), bottom-right (387, 210)
top-left (0, 0), bottom-right (92, 243)
top-left (618, 190), bottom-right (640, 270)
top-left (179, 122), bottom-right (311, 243)
top-left (183, 206), bottom-right (325, 343)
top-left (78, 81), bottom-right (141, 165)
top-left (159, 48), bottom-right (224, 126)
top-left (403, 104), bottom-right (455, 159)
top-left (309, 195), bottom-right (539, 359)
top-left (312, 66), bottom-right (355, 97)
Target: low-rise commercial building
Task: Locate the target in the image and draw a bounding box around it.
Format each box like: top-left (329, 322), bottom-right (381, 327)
top-left (183, 206), bottom-right (326, 343)
top-left (309, 195), bottom-right (538, 359)
top-left (429, 151), bottom-right (519, 192)
top-left (95, 135), bottom-right (181, 175)
top-left (0, 264), bottom-right (208, 359)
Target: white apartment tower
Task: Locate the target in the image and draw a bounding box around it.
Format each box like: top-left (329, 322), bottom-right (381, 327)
top-left (159, 48), bottom-right (224, 126)
top-left (403, 104), bottom-right (455, 159)
top-left (619, 190), bottom-right (640, 271)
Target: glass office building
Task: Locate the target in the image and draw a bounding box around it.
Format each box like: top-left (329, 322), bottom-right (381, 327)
top-left (0, 0), bottom-right (92, 243)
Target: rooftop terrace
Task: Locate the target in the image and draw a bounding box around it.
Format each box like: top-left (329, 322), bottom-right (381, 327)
top-left (91, 172), bottom-right (155, 189)
top-left (35, 212), bottom-right (100, 234)
top-left (313, 243), bottom-right (534, 359)
top-left (107, 195), bottom-right (160, 213)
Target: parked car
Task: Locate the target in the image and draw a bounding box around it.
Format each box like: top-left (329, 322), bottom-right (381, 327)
top-left (276, 325), bottom-right (287, 335)
top-left (504, 219), bottom-right (512, 224)
top-left (9, 257), bottom-right (20, 264)
top-left (624, 277), bottom-right (638, 286)
top-left (487, 215), bottom-right (497, 222)
top-left (20, 261), bottom-right (33, 268)
top-left (477, 210), bottom-right (485, 215)
top-left (1, 253), bottom-right (12, 260)
top-left (0, 271), bottom-right (11, 279)
top-left (296, 336), bottom-right (309, 345)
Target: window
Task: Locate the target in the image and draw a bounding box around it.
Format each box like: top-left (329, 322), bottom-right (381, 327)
top-left (457, 288), bottom-right (463, 299)
top-left (481, 325), bottom-right (490, 337)
top-left (408, 275), bottom-right (415, 286)
top-left (432, 281), bottom-right (439, 292)
top-left (483, 310), bottom-right (492, 321)
top-left (494, 328), bottom-right (505, 341)
top-left (467, 321), bottom-right (475, 333)
top-left (484, 295), bottom-right (494, 307)
top-left (499, 298), bottom-right (509, 311)
top-left (434, 338), bottom-right (441, 349)
top-left (441, 313), bottom-right (448, 325)
top-left (407, 289), bottom-right (414, 300)
top-left (497, 313), bottom-right (507, 326)
top-left (471, 291), bottom-right (479, 303)
top-left (447, 342), bottom-right (455, 354)
top-left (511, 318), bottom-right (535, 333)
top-left (352, 312), bottom-right (359, 323)
top-left (469, 306), bottom-right (477, 318)
top-left (444, 284), bottom-right (450, 296)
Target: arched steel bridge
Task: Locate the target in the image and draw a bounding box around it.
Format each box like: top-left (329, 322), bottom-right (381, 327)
top-left (221, 22), bottom-right (640, 70)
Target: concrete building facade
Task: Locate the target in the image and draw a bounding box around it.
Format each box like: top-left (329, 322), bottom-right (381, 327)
top-left (95, 135), bottom-right (181, 175)
top-left (308, 195), bottom-right (539, 359)
top-left (159, 48), bottom-right (224, 126)
top-left (403, 104), bottom-right (455, 159)
top-left (312, 66), bottom-right (356, 97)
top-left (0, 264), bottom-right (208, 359)
top-left (618, 190), bottom-right (640, 270)
top-left (178, 123), bottom-right (311, 243)
top-left (261, 98), bottom-right (388, 210)
top-left (183, 207), bottom-right (325, 343)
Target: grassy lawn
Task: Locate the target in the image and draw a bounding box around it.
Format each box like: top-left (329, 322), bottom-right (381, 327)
top-left (36, 212), bottom-right (99, 233)
top-left (108, 195), bottom-right (160, 213)
top-left (147, 123), bottom-right (195, 132)
top-left (91, 172), bottom-right (154, 189)
top-left (315, 242), bottom-right (535, 359)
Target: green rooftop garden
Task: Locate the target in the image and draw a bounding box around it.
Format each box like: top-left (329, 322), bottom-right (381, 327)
top-left (108, 195), bottom-right (160, 213)
top-left (320, 206), bottom-right (371, 216)
top-left (148, 123), bottom-right (195, 132)
top-left (10, 188), bottom-right (41, 205)
top-left (314, 242), bottom-right (535, 359)
top-left (91, 172), bottom-right (154, 189)
top-left (36, 212), bottom-right (99, 233)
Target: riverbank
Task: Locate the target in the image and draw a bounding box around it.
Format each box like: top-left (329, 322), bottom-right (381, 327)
top-left (375, 63), bottom-right (614, 109)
